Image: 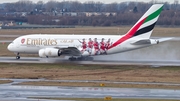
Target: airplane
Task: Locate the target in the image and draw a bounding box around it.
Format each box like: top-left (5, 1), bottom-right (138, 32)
top-left (7, 4), bottom-right (171, 61)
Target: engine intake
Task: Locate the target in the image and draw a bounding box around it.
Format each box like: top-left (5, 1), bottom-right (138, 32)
top-left (39, 48), bottom-right (62, 58)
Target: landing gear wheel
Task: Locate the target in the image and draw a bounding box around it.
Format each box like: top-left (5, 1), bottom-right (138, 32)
top-left (16, 56), bottom-right (20, 59)
top-left (69, 57), bottom-right (77, 61)
top-left (87, 57), bottom-right (93, 61)
top-left (70, 56), bottom-right (94, 61)
top-left (77, 57), bottom-right (83, 61)
top-left (82, 56), bottom-right (93, 61)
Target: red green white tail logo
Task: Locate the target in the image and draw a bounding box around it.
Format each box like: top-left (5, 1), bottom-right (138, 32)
top-left (108, 4), bottom-right (163, 49)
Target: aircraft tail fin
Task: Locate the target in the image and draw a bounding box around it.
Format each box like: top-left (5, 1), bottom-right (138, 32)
top-left (125, 4), bottom-right (163, 39)
top-left (108, 4), bottom-right (163, 49)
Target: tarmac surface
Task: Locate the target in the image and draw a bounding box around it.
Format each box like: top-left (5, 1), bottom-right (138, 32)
top-left (1, 57), bottom-right (180, 66)
top-left (0, 40), bottom-right (12, 43)
top-left (1, 79), bottom-right (180, 101)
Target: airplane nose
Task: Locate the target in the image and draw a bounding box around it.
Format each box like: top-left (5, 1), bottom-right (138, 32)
top-left (7, 43), bottom-right (13, 51)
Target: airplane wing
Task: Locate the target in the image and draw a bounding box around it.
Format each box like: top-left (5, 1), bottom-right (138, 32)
top-left (54, 46), bottom-right (82, 56)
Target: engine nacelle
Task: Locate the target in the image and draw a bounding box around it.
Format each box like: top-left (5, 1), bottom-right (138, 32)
top-left (39, 48), bottom-right (62, 58)
top-left (150, 39), bottom-right (159, 45)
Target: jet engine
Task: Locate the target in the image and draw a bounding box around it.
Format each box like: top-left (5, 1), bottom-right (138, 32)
top-left (39, 48), bottom-right (62, 58)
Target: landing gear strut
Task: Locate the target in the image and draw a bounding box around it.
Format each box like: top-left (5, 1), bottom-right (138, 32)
top-left (16, 53), bottom-right (20, 59)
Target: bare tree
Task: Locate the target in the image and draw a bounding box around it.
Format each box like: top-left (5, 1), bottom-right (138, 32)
top-left (45, 0), bottom-right (58, 12)
top-left (83, 1), bottom-right (96, 12)
top-left (5, 3), bottom-right (16, 12)
top-left (105, 2), bottom-right (118, 12)
top-left (14, 0), bottom-right (34, 12)
top-left (36, 1), bottom-right (44, 11)
top-left (4, 1), bottom-right (180, 26)
top-left (95, 2), bottom-right (103, 12)
top-left (69, 1), bottom-right (82, 12)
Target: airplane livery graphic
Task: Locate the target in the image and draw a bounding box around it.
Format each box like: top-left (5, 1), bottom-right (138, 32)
top-left (21, 38), bottom-right (25, 44)
top-left (108, 5), bottom-right (163, 49)
top-left (7, 4), bottom-right (172, 60)
top-left (78, 38), bottom-right (112, 55)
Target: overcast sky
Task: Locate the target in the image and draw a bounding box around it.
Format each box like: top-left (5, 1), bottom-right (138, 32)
top-left (0, 0), bottom-right (175, 4)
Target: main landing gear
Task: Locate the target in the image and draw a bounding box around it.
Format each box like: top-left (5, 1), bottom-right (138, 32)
top-left (68, 56), bottom-right (93, 61)
top-left (16, 53), bottom-right (20, 59)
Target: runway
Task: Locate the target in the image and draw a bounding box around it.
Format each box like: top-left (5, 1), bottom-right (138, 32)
top-left (1, 79), bottom-right (180, 101)
top-left (1, 57), bottom-right (180, 66)
top-left (0, 40), bottom-right (12, 43)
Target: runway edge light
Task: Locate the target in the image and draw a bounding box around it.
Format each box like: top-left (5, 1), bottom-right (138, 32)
top-left (100, 83), bottom-right (105, 87)
top-left (104, 96), bottom-right (112, 100)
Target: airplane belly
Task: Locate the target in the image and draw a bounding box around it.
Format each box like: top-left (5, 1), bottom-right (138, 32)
top-left (107, 45), bottom-right (125, 54)
top-left (107, 43), bottom-right (150, 55)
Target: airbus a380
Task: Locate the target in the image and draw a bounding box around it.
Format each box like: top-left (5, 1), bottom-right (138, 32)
top-left (7, 4), bottom-right (171, 60)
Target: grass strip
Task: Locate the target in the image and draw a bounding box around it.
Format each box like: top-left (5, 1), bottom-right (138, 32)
top-left (1, 63), bottom-right (180, 83)
top-left (0, 80), bottom-right (12, 84)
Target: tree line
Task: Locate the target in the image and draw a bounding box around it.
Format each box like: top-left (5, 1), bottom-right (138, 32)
top-left (1, 0), bottom-right (180, 26)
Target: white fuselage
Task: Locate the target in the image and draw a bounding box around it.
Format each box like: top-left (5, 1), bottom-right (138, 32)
top-left (8, 34), bottom-right (152, 57)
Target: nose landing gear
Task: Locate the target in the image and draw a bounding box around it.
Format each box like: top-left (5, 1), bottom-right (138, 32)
top-left (16, 53), bottom-right (20, 59)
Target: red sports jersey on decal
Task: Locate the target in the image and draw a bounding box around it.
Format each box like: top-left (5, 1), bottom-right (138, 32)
top-left (105, 42), bottom-right (110, 49)
top-left (82, 42), bottom-right (87, 49)
top-left (93, 42), bottom-right (99, 49)
top-left (88, 41), bottom-right (93, 48)
top-left (100, 42), bottom-right (105, 50)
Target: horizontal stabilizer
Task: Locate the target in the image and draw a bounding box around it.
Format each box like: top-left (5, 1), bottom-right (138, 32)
top-left (131, 37), bottom-right (173, 45)
top-left (158, 37), bottom-right (174, 42)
